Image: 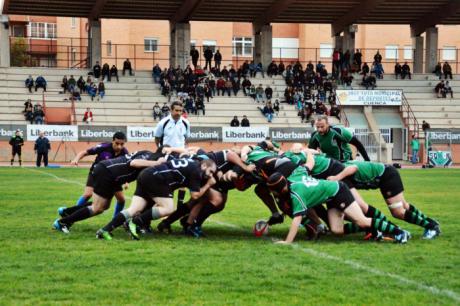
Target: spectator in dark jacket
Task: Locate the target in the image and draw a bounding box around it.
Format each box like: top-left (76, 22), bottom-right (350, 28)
top-left (102, 63), bottom-right (110, 81)
top-left (401, 62), bottom-right (411, 79)
top-left (34, 131), bottom-right (50, 167)
top-left (61, 75), bottom-right (69, 93)
top-left (435, 80), bottom-right (445, 98)
top-left (35, 76), bottom-right (47, 92)
top-left (230, 116), bottom-right (240, 127)
top-left (443, 62), bottom-right (452, 80)
top-left (242, 78), bottom-right (251, 96)
top-left (123, 59), bottom-right (133, 76)
top-left (265, 85), bottom-right (273, 100)
top-left (98, 81), bottom-right (105, 99)
top-left (214, 50), bottom-right (222, 70)
top-left (152, 64), bottom-right (161, 83)
top-left (110, 65), bottom-right (119, 82)
top-left (361, 62), bottom-right (370, 75)
top-left (77, 76), bottom-right (86, 93)
top-left (190, 47), bottom-right (199, 69)
top-left (25, 75), bottom-right (34, 93)
top-left (241, 115), bottom-right (250, 127)
top-left (433, 62), bottom-right (442, 80)
top-left (394, 63), bottom-right (402, 79)
top-left (33, 105), bottom-right (45, 124)
top-left (267, 61), bottom-right (278, 77)
top-left (204, 47), bottom-right (213, 70)
top-left (93, 61), bottom-right (101, 79)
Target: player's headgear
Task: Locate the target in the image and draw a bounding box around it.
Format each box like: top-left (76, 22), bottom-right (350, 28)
top-left (267, 172), bottom-right (288, 193)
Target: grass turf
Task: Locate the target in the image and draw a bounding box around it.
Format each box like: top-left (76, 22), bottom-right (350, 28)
top-left (0, 167), bottom-right (459, 305)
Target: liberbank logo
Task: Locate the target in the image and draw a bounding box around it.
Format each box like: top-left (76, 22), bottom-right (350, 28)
top-left (222, 127), bottom-right (268, 142)
top-left (27, 125), bottom-right (78, 141)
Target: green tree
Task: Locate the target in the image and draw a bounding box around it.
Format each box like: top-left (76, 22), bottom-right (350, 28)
top-left (10, 38), bottom-right (29, 66)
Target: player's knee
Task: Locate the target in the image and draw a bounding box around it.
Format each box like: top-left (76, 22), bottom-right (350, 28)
top-left (354, 218), bottom-right (370, 229)
top-left (329, 223), bottom-right (344, 235)
top-left (388, 201), bottom-right (405, 219)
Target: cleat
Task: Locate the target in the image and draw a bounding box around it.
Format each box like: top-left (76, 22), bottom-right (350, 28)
top-left (157, 221), bottom-right (172, 234)
top-left (53, 219), bottom-right (70, 234)
top-left (185, 225), bottom-right (203, 238)
top-left (423, 226), bottom-right (440, 240)
top-left (394, 230), bottom-right (410, 244)
top-left (58, 206), bottom-right (68, 218)
top-left (96, 229), bottom-right (113, 241)
top-left (127, 221), bottom-right (140, 240)
top-left (180, 217), bottom-right (189, 230)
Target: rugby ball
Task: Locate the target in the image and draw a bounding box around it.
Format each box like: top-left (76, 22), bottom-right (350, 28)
top-left (253, 220), bottom-right (269, 237)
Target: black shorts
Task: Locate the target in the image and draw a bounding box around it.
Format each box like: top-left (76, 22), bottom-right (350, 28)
top-left (92, 164), bottom-right (122, 199)
top-left (313, 160), bottom-right (355, 189)
top-left (86, 171), bottom-right (95, 188)
top-left (134, 170), bottom-right (173, 200)
top-left (326, 182), bottom-right (355, 211)
top-left (12, 148), bottom-right (21, 156)
top-left (379, 165), bottom-right (404, 199)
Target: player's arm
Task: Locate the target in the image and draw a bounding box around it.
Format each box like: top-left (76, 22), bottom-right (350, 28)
top-left (71, 150), bottom-right (89, 166)
top-left (190, 176), bottom-right (216, 200)
top-left (162, 147), bottom-right (188, 155)
top-left (226, 150), bottom-right (256, 173)
top-left (129, 157), bottom-right (166, 168)
top-left (240, 145), bottom-right (252, 162)
top-left (277, 215), bottom-right (302, 244)
top-left (349, 136), bottom-right (371, 161)
top-left (308, 133), bottom-right (319, 149)
top-left (304, 150), bottom-right (315, 172)
top-left (327, 165), bottom-right (358, 181)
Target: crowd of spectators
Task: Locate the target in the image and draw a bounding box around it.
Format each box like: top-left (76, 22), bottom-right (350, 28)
top-left (434, 80), bottom-right (454, 98)
top-left (25, 75), bottom-right (47, 93)
top-left (23, 99), bottom-right (45, 124)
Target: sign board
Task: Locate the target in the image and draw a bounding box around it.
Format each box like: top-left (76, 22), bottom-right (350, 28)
top-left (0, 124), bottom-right (27, 140)
top-left (269, 127), bottom-right (313, 142)
top-left (27, 124), bottom-right (78, 141)
top-left (336, 90), bottom-right (402, 106)
top-left (428, 151), bottom-right (453, 167)
top-left (127, 126), bottom-right (156, 142)
top-left (78, 126), bottom-right (126, 142)
top-left (222, 126), bottom-right (269, 143)
top-left (427, 129), bottom-right (460, 144)
top-left (189, 126), bottom-right (222, 142)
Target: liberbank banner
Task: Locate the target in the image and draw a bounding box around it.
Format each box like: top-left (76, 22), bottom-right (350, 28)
top-left (0, 125), bottom-right (314, 143)
top-left (336, 90), bottom-right (402, 106)
top-left (427, 129), bottom-right (460, 144)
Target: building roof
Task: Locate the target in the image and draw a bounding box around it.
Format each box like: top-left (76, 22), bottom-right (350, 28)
top-left (3, 0), bottom-right (460, 35)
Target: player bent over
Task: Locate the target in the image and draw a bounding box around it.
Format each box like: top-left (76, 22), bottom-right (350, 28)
top-left (267, 167), bottom-right (410, 244)
top-left (53, 150), bottom-right (167, 233)
top-left (96, 158), bottom-right (217, 240)
top-left (62, 132), bottom-right (128, 219)
top-left (327, 160), bottom-right (440, 239)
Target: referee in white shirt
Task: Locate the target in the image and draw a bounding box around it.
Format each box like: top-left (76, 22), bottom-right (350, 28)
top-left (154, 101), bottom-right (191, 207)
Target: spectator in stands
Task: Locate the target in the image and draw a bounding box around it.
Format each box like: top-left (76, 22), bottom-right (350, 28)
top-left (248, 61), bottom-right (256, 77)
top-left (35, 75), bottom-right (47, 92)
top-left (332, 49), bottom-right (340, 73)
top-left (216, 77), bottom-right (226, 96)
top-left (361, 62), bottom-right (370, 75)
top-left (254, 62), bottom-right (265, 78)
top-left (24, 99), bottom-right (33, 113)
top-left (107, 65), bottom-right (118, 82)
top-left (443, 62), bottom-right (453, 80)
top-left (68, 75), bottom-right (76, 92)
top-left (61, 75), bottom-right (68, 93)
top-left (184, 97), bottom-right (195, 115)
top-left (195, 98), bottom-right (205, 115)
top-left (161, 102), bottom-right (170, 118)
top-left (410, 135), bottom-right (419, 164)
top-left (77, 76), bottom-right (86, 93)
top-left (340, 68), bottom-right (353, 88)
top-left (204, 47), bottom-right (213, 70)
top-left (34, 131), bottom-right (50, 167)
top-left (394, 63), bottom-right (402, 79)
top-left (214, 50), bottom-right (222, 70)
top-left (343, 50), bottom-right (351, 70)
top-left (265, 85), bottom-right (273, 101)
top-left (256, 84), bottom-right (265, 103)
top-left (153, 102), bottom-right (162, 121)
top-left (196, 83), bottom-right (205, 101)
top-left (273, 99), bottom-right (280, 115)
top-left (93, 61), bottom-right (101, 79)
top-left (241, 115), bottom-right (250, 127)
top-left (224, 78), bottom-right (233, 97)
top-left (231, 78), bottom-right (240, 96)
top-left (261, 102), bottom-right (274, 123)
top-left (401, 62), bottom-right (412, 79)
top-left (330, 104), bottom-right (341, 121)
top-left (208, 75), bottom-right (216, 96)
top-left (33, 104), bottom-right (45, 124)
top-left (242, 78), bottom-right (251, 96)
top-left (152, 64), bottom-right (161, 83)
top-left (83, 107), bottom-right (93, 124)
top-left (102, 63), bottom-right (110, 81)
top-left (433, 62), bottom-right (442, 80)
top-left (190, 47), bottom-right (199, 69)
top-left (315, 101), bottom-right (328, 115)
top-left (362, 73), bottom-right (377, 90)
top-left (316, 61), bottom-right (325, 76)
top-left (445, 81), bottom-right (454, 98)
top-left (86, 75), bottom-right (92, 86)
top-left (98, 81), bottom-right (105, 100)
top-left (24, 100), bottom-right (34, 123)
top-left (354, 49), bottom-right (362, 72)
top-left (25, 75), bottom-right (34, 93)
top-left (230, 116), bottom-right (240, 127)
top-left (300, 103), bottom-right (313, 123)
top-left (267, 61), bottom-right (278, 77)
top-left (435, 80), bottom-right (445, 98)
top-left (88, 82), bottom-right (97, 101)
top-left (278, 61), bottom-right (285, 75)
top-left (123, 59), bottom-right (133, 76)
top-left (374, 50), bottom-right (382, 63)
top-left (204, 84), bottom-right (213, 102)
top-left (422, 120), bottom-right (431, 132)
top-left (371, 62), bottom-right (384, 79)
top-left (70, 87), bottom-right (81, 101)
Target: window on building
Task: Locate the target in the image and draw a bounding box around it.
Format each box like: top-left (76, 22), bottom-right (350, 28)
top-left (29, 22), bottom-right (57, 39)
top-left (71, 48), bottom-right (77, 63)
top-left (403, 46), bottom-right (413, 60)
top-left (442, 46), bottom-right (456, 61)
top-left (203, 40), bottom-right (217, 53)
top-left (385, 45), bottom-right (399, 60)
top-left (272, 38), bottom-right (299, 59)
top-left (232, 37), bottom-right (252, 57)
top-left (71, 17), bottom-right (76, 29)
top-left (319, 43), bottom-right (333, 58)
top-left (11, 25), bottom-right (25, 37)
top-left (106, 41), bottom-right (112, 56)
top-left (144, 38), bottom-right (158, 52)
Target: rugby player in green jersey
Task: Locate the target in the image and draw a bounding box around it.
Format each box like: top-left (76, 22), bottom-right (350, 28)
top-left (327, 161), bottom-right (440, 239)
top-left (266, 167), bottom-right (410, 244)
top-left (308, 115), bottom-right (370, 162)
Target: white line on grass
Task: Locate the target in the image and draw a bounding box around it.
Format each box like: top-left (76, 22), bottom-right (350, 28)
top-left (29, 168), bottom-right (460, 303)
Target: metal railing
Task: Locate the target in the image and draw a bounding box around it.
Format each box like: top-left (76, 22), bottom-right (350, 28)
top-left (354, 129), bottom-right (383, 162)
top-left (401, 92), bottom-right (420, 138)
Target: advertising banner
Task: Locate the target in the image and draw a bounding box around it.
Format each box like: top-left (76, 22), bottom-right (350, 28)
top-left (0, 124), bottom-right (27, 140)
top-left (428, 151), bottom-right (453, 167)
top-left (27, 124), bottom-right (78, 141)
top-left (127, 126), bottom-right (156, 142)
top-left (78, 126), bottom-right (127, 142)
top-left (269, 127), bottom-right (314, 142)
top-left (222, 126), bottom-right (269, 143)
top-left (427, 129), bottom-right (460, 144)
top-left (336, 90), bottom-right (402, 106)
top-left (189, 126), bottom-right (222, 142)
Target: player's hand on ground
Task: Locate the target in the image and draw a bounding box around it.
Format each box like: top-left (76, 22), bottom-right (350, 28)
top-left (275, 240), bottom-right (291, 245)
top-left (245, 164), bottom-right (256, 173)
top-left (71, 159), bottom-right (79, 166)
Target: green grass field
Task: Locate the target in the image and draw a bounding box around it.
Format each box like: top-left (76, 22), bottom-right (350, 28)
top-left (1, 167), bottom-right (459, 305)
